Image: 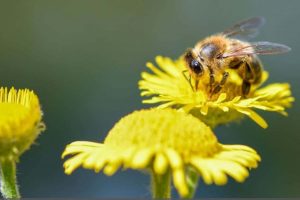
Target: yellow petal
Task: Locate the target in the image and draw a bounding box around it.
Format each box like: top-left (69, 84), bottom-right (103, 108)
top-left (83, 150), bottom-right (104, 169)
top-left (221, 144), bottom-right (257, 153)
top-left (131, 148), bottom-right (154, 169)
top-left (64, 153), bottom-right (87, 175)
top-left (153, 152), bottom-right (168, 175)
top-left (207, 161), bottom-right (228, 185)
top-left (165, 148), bottom-right (182, 169)
top-left (216, 160), bottom-right (249, 182)
top-left (103, 162), bottom-right (120, 176)
top-left (94, 158), bottom-right (107, 173)
top-left (200, 104), bottom-right (209, 115)
top-left (173, 169), bottom-right (189, 197)
top-left (216, 93), bottom-right (227, 103)
top-left (190, 157), bottom-right (213, 184)
top-left (236, 108), bottom-right (268, 129)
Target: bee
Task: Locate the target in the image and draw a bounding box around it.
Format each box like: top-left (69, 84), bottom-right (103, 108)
top-left (184, 17), bottom-right (291, 97)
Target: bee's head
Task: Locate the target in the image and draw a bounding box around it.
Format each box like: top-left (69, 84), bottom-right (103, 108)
top-left (184, 49), bottom-right (204, 76)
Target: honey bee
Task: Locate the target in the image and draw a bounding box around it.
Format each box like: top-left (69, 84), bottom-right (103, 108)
top-left (184, 17), bottom-right (291, 97)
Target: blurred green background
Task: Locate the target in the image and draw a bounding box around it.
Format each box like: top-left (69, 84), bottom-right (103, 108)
top-left (0, 0), bottom-right (299, 198)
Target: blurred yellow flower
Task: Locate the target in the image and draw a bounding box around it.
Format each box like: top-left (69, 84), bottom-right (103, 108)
top-left (62, 109), bottom-right (260, 197)
top-left (139, 56), bottom-right (294, 128)
top-left (0, 87), bottom-right (45, 162)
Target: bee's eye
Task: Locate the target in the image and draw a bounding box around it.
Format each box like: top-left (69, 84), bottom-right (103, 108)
top-left (191, 60), bottom-right (203, 74)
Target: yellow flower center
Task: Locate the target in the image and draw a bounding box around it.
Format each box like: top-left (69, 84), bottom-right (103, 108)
top-left (0, 103), bottom-right (27, 119)
top-left (104, 109), bottom-right (220, 158)
top-left (0, 87), bottom-right (44, 161)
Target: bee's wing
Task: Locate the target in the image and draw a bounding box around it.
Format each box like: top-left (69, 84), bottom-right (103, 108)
top-left (222, 17), bottom-right (266, 40)
top-left (222, 41), bottom-right (291, 58)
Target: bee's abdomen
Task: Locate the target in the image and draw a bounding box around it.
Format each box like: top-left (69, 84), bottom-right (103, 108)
top-left (228, 56), bottom-right (263, 84)
top-left (247, 56), bottom-right (263, 84)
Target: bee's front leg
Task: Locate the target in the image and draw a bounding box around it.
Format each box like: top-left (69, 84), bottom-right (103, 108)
top-left (211, 71), bottom-right (229, 95)
top-left (208, 68), bottom-right (215, 93)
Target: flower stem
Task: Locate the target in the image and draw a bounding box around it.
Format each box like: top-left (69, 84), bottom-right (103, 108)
top-left (186, 167), bottom-right (199, 199)
top-left (0, 160), bottom-right (20, 199)
top-left (151, 169), bottom-right (171, 199)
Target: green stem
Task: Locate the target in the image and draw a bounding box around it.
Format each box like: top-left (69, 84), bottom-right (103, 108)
top-left (151, 169), bottom-right (171, 199)
top-left (186, 167), bottom-right (199, 199)
top-left (0, 160), bottom-right (20, 199)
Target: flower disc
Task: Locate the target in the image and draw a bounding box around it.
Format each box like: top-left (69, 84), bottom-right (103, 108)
top-left (0, 87), bottom-right (45, 161)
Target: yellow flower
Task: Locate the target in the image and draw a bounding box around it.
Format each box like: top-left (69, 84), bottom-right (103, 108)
top-left (0, 87), bottom-right (45, 162)
top-left (62, 109), bottom-right (260, 197)
top-left (139, 56), bottom-right (294, 128)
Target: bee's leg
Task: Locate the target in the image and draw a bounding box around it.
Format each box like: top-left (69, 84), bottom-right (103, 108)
top-left (242, 81), bottom-right (251, 96)
top-left (242, 62), bottom-right (255, 96)
top-left (211, 72), bottom-right (229, 95)
top-left (209, 74), bottom-right (215, 85)
top-left (208, 68), bottom-right (215, 93)
top-left (229, 58), bottom-right (262, 97)
top-left (244, 63), bottom-right (255, 81)
top-left (195, 79), bottom-right (199, 91)
top-left (182, 70), bottom-right (195, 91)
top-left (220, 71), bottom-right (229, 85)
top-left (229, 59), bottom-right (243, 69)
